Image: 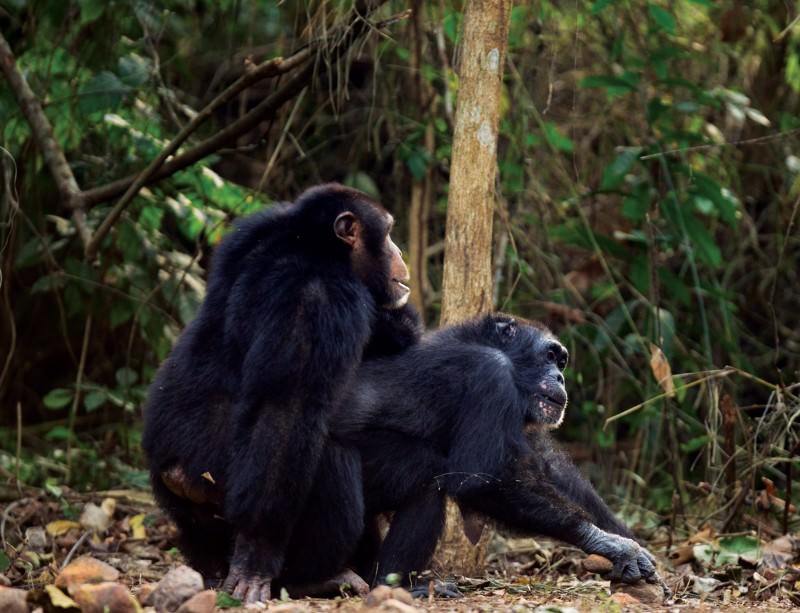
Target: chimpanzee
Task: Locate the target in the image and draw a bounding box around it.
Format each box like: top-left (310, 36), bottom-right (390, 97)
top-left (333, 313), bottom-right (659, 591)
top-left (142, 184), bottom-right (418, 603)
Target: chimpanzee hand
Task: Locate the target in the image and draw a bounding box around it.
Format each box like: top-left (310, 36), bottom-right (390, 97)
top-left (576, 524), bottom-right (657, 583)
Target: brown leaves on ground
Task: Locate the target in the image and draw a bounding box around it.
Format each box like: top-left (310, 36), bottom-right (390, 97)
top-left (3, 489), bottom-right (800, 611)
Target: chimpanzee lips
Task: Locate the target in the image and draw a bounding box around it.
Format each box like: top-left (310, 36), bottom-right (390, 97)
top-left (530, 394), bottom-right (567, 425)
top-left (393, 279), bottom-right (410, 293)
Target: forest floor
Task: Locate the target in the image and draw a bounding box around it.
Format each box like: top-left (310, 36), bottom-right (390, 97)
top-left (1, 487), bottom-right (799, 612)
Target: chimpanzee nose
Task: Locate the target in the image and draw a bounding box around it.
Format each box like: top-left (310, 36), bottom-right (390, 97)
top-left (556, 372), bottom-right (565, 386)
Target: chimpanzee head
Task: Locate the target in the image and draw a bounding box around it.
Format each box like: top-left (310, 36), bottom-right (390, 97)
top-left (298, 184), bottom-right (410, 309)
top-left (492, 315), bottom-right (569, 428)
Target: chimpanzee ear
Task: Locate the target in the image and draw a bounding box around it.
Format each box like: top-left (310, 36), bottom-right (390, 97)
top-left (334, 212), bottom-right (359, 247)
top-left (496, 318), bottom-right (517, 339)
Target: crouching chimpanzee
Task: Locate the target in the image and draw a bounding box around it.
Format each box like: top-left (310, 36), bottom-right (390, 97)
top-left (142, 184), bottom-right (421, 603)
top-left (333, 313), bottom-right (659, 591)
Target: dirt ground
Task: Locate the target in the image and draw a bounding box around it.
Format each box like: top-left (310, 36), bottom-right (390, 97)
top-left (2, 487), bottom-right (799, 612)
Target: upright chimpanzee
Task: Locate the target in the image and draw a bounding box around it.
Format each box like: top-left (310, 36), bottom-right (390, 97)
top-left (142, 184), bottom-right (418, 603)
top-left (333, 314), bottom-right (658, 590)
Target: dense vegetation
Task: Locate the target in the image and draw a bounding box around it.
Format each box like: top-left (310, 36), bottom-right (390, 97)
top-left (1, 0), bottom-right (799, 538)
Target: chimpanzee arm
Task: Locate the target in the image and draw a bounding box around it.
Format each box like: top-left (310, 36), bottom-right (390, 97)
top-left (222, 278), bottom-right (373, 602)
top-left (454, 453), bottom-right (656, 584)
top-left (533, 432), bottom-right (634, 538)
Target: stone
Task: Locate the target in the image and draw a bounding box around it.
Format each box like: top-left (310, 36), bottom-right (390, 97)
top-left (71, 582), bottom-right (141, 613)
top-left (151, 565), bottom-right (203, 612)
top-left (176, 590), bottom-right (216, 613)
top-left (0, 586), bottom-right (29, 613)
top-left (55, 557), bottom-right (120, 594)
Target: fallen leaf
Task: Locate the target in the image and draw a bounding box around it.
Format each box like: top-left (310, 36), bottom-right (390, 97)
top-left (129, 514), bottom-right (147, 540)
top-left (44, 585), bottom-right (80, 611)
top-left (46, 520), bottom-right (82, 537)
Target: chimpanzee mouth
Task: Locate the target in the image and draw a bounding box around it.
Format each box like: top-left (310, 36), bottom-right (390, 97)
top-left (529, 394), bottom-right (567, 426)
top-left (393, 279), bottom-right (410, 293)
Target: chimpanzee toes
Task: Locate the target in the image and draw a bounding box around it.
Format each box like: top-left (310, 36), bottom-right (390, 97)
top-left (409, 581), bottom-right (462, 598)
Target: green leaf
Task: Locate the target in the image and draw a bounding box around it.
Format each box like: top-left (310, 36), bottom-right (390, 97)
top-left (117, 54), bottom-right (150, 87)
top-left (680, 434), bottom-right (710, 453)
top-left (718, 535), bottom-right (760, 565)
top-left (43, 388), bottom-right (73, 409)
top-left (683, 214), bottom-right (721, 267)
top-left (84, 390), bottom-right (107, 412)
top-left (116, 367), bottom-right (139, 387)
top-left (580, 74), bottom-right (639, 97)
top-left (216, 592), bottom-right (241, 608)
top-left (110, 301), bottom-right (134, 329)
top-left (31, 273), bottom-right (63, 293)
top-left (79, 0), bottom-right (105, 24)
top-left (0, 550), bottom-right (10, 572)
top-left (79, 71), bottom-right (131, 115)
top-left (600, 147), bottom-right (642, 190)
top-left (45, 426), bottom-right (73, 441)
top-left (648, 4), bottom-right (676, 34)
top-left (544, 123), bottom-right (574, 152)
top-left (591, 0), bottom-right (618, 15)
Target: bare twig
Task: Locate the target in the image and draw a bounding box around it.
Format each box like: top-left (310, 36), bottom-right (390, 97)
top-left (61, 530), bottom-right (91, 568)
top-left (0, 32), bottom-right (90, 247)
top-left (65, 314), bottom-right (92, 484)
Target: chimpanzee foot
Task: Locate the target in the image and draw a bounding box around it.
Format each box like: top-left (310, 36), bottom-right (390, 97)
top-left (284, 568), bottom-right (370, 598)
top-left (222, 568), bottom-right (271, 603)
top-left (409, 581), bottom-right (462, 598)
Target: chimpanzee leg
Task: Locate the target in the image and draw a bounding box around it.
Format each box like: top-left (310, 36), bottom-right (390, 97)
top-left (277, 442), bottom-right (367, 596)
top-left (150, 476), bottom-right (231, 584)
top-left (375, 487), bottom-right (446, 588)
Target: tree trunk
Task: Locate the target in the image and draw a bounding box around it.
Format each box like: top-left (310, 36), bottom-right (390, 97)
top-left (435, 0), bottom-right (511, 576)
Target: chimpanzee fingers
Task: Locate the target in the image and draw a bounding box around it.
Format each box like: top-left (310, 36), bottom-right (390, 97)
top-left (610, 560), bottom-right (641, 583)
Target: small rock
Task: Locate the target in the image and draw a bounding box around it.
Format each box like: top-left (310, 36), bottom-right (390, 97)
top-left (582, 554), bottom-right (613, 574)
top-left (55, 557), bottom-right (120, 594)
top-left (378, 598), bottom-right (419, 613)
top-left (176, 589), bottom-right (216, 613)
top-left (71, 582), bottom-right (141, 613)
top-left (610, 580), bottom-right (665, 604)
top-left (151, 565), bottom-right (203, 612)
top-left (25, 527), bottom-right (48, 552)
top-left (364, 585), bottom-right (393, 607)
top-left (389, 588), bottom-right (413, 605)
top-left (135, 582), bottom-right (158, 606)
top-left (0, 586), bottom-right (29, 613)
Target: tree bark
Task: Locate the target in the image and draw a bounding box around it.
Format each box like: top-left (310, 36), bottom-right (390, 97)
top-left (435, 0), bottom-right (511, 576)
top-left (439, 0), bottom-right (510, 326)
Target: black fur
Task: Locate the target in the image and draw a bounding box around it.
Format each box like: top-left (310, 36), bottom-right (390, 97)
top-left (334, 313), bottom-right (657, 588)
top-left (142, 184), bottom-right (419, 598)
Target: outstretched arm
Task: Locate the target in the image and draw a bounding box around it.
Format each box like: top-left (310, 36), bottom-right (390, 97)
top-left (455, 454), bottom-right (657, 585)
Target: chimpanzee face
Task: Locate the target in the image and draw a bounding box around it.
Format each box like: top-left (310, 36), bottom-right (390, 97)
top-left (334, 207), bottom-right (410, 309)
top-left (383, 229), bottom-right (410, 308)
top-left (495, 317), bottom-right (569, 429)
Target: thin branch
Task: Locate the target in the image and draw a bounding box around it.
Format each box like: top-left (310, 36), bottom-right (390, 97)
top-left (83, 47), bottom-right (314, 260)
top-left (0, 32), bottom-right (90, 247)
top-left (83, 3), bottom-right (402, 259)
